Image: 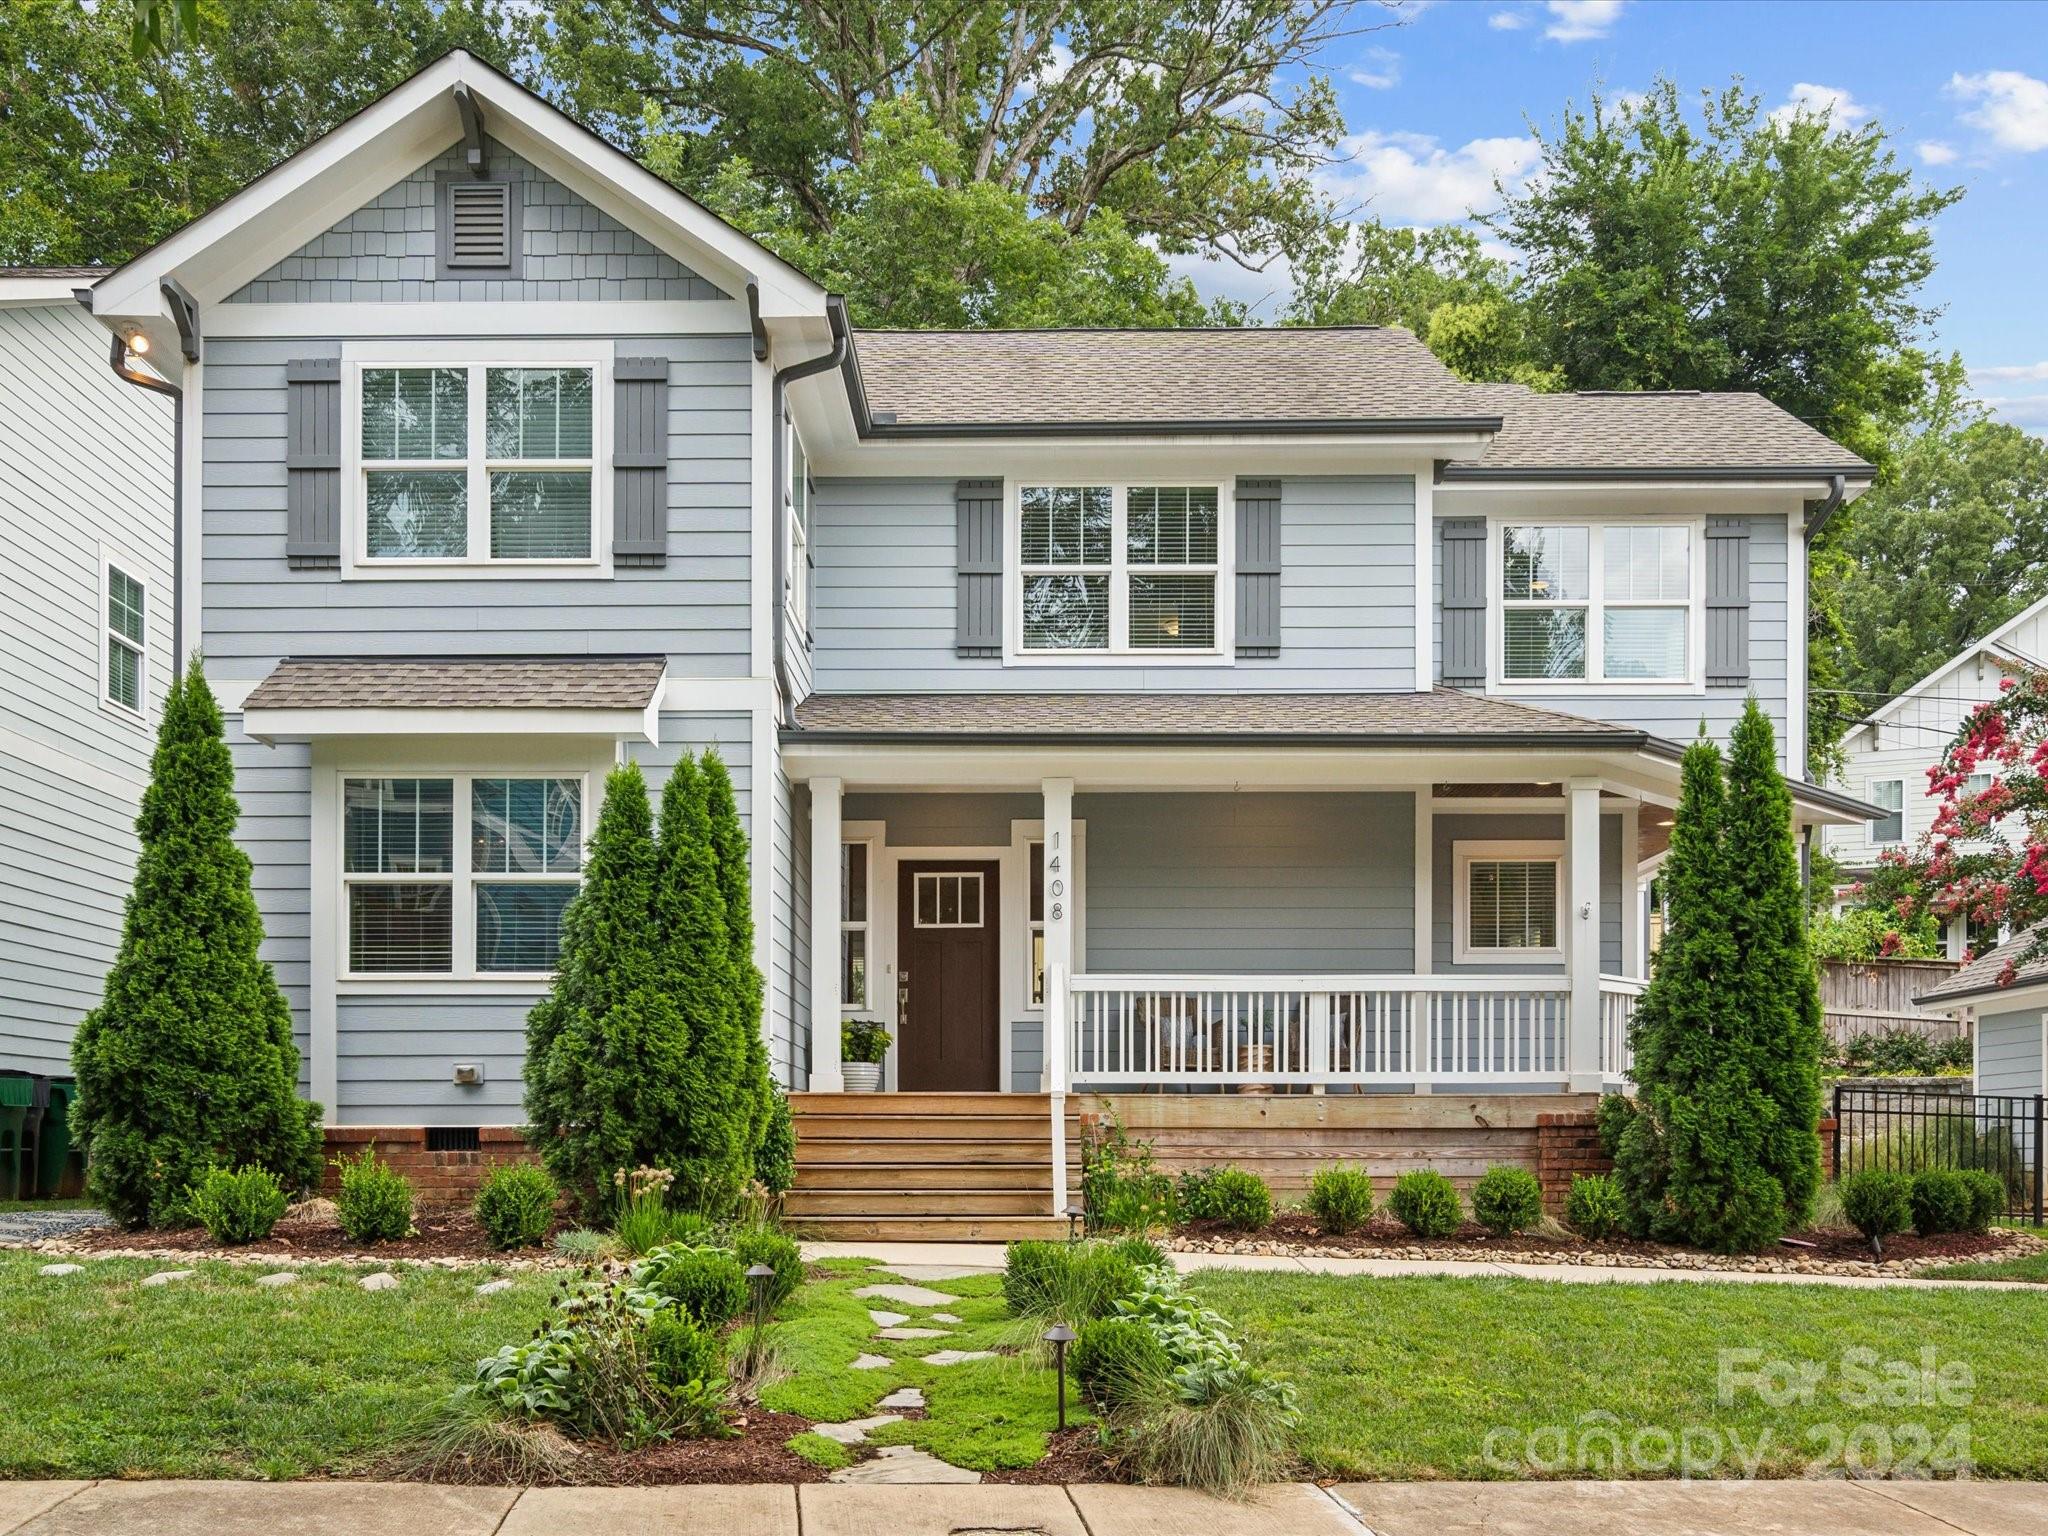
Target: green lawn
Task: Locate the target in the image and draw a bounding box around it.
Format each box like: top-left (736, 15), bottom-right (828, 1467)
top-left (1188, 1270), bottom-right (2048, 1480)
top-left (1923, 1252), bottom-right (2048, 1284)
top-left (0, 1253), bottom-right (551, 1478)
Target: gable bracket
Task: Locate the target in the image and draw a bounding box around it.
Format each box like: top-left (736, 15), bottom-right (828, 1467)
top-left (453, 82), bottom-right (488, 177)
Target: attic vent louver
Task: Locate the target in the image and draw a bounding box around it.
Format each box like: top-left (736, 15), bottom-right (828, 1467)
top-left (446, 181), bottom-right (513, 267)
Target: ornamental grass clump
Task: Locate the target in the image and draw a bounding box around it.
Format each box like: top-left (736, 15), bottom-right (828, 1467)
top-left (1388, 1169), bottom-right (1462, 1239)
top-left (188, 1165), bottom-right (288, 1245)
top-left (1307, 1167), bottom-right (1375, 1235)
top-left (333, 1145), bottom-right (415, 1242)
top-left (1002, 1238), bottom-right (1147, 1322)
top-left (1470, 1165), bottom-right (1544, 1237)
top-left (475, 1164), bottom-right (559, 1250)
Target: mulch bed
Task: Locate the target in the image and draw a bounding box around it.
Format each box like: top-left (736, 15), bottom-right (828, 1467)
top-left (590, 1411), bottom-right (833, 1485)
top-left (1175, 1211), bottom-right (2037, 1272)
top-left (985, 1427), bottom-right (1119, 1485)
top-left (69, 1204), bottom-right (566, 1264)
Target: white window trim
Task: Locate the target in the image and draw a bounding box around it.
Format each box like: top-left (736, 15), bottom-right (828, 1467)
top-left (337, 769), bottom-right (590, 983)
top-left (839, 833), bottom-right (873, 1013)
top-left (1452, 838), bottom-right (1567, 966)
top-left (96, 543), bottom-right (150, 726)
top-left (1004, 479), bottom-right (1235, 664)
top-left (1485, 516), bottom-right (1706, 696)
top-left (1869, 778), bottom-right (1905, 846)
top-left (339, 339), bottom-right (615, 580)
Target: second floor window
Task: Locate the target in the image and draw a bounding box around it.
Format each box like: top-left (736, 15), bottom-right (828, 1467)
top-left (101, 557), bottom-right (146, 717)
top-left (1500, 523), bottom-right (1693, 685)
top-left (359, 363), bottom-right (597, 565)
top-left (1019, 484), bottom-right (1221, 655)
top-left (1869, 779), bottom-right (1904, 844)
top-left (786, 415), bottom-right (812, 637)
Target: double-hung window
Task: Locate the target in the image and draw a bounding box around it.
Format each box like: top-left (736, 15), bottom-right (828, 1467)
top-left (1453, 841), bottom-right (1565, 965)
top-left (100, 555), bottom-right (146, 717)
top-left (358, 362), bottom-right (598, 566)
top-left (343, 774), bottom-right (583, 978)
top-left (1499, 523), bottom-right (1693, 684)
top-left (1869, 779), bottom-right (1904, 845)
top-left (1018, 484), bottom-right (1221, 655)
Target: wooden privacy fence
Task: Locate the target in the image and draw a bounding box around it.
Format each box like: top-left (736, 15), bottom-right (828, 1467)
top-left (1821, 959), bottom-right (1967, 1046)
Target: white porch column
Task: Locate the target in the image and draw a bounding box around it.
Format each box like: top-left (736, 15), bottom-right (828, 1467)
top-left (1042, 778), bottom-right (1075, 1214)
top-left (808, 776), bottom-right (844, 1091)
top-left (1567, 777), bottom-right (1603, 1093)
top-left (1620, 802), bottom-right (1643, 982)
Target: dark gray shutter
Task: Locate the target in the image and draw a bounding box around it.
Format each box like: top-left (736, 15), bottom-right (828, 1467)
top-left (1705, 516), bottom-right (1751, 686)
top-left (613, 357), bottom-right (667, 567)
top-left (1439, 518), bottom-right (1488, 687)
top-left (285, 358), bottom-right (341, 569)
top-left (1235, 479), bottom-right (1281, 657)
top-left (956, 478), bottom-right (1003, 657)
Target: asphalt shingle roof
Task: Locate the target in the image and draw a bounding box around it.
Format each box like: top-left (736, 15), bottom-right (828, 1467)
top-left (1915, 927), bottom-right (2048, 1007)
top-left (243, 656), bottom-right (666, 711)
top-left (788, 689), bottom-right (1642, 742)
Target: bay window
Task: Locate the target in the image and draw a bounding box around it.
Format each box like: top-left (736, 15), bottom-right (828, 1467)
top-left (1018, 483), bottom-right (1222, 655)
top-left (343, 774), bottom-right (583, 978)
top-left (357, 360), bottom-right (599, 566)
top-left (1499, 522), bottom-right (1694, 684)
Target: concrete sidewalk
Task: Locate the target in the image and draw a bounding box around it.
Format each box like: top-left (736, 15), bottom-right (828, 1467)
top-left (799, 1239), bottom-right (2041, 1292)
top-left (7, 1479), bottom-right (2048, 1535)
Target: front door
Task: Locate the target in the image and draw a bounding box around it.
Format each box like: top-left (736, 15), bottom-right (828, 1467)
top-left (896, 860), bottom-right (1001, 1091)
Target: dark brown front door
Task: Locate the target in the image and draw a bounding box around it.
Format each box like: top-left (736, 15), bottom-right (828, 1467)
top-left (897, 860), bottom-right (1000, 1091)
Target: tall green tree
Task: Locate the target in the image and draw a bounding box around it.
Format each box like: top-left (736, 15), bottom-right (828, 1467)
top-left (654, 755), bottom-right (750, 1212)
top-left (1841, 361), bottom-right (2048, 704)
top-left (701, 751), bottom-right (775, 1168)
top-left (71, 661), bottom-right (320, 1228)
top-left (523, 761), bottom-right (692, 1211)
top-left (2, 0), bottom-right (511, 266)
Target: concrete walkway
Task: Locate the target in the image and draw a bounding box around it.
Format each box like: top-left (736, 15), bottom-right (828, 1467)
top-left (7, 1480), bottom-right (2048, 1535)
top-left (800, 1240), bottom-right (2042, 1291)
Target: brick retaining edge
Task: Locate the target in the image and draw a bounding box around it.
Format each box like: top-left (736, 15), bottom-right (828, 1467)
top-left (1535, 1110), bottom-right (1842, 1212)
top-left (319, 1126), bottom-right (542, 1207)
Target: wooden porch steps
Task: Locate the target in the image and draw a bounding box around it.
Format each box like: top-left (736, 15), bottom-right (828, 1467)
top-left (784, 1092), bottom-right (1078, 1242)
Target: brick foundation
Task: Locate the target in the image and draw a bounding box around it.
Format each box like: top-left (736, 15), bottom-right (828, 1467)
top-left (1535, 1110), bottom-right (1610, 1211)
top-left (320, 1126), bottom-right (541, 1207)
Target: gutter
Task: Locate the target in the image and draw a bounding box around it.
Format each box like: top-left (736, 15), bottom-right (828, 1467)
top-left (779, 726), bottom-right (1652, 751)
top-left (1439, 464), bottom-right (1874, 485)
top-left (767, 294), bottom-right (850, 722)
top-left (81, 285), bottom-right (190, 669)
top-left (1803, 472), bottom-right (1848, 538)
top-left (846, 414), bottom-right (1506, 441)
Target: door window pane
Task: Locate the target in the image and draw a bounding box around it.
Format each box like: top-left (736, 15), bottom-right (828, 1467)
top-left (476, 883), bottom-right (575, 971)
top-left (842, 927), bottom-right (867, 1008)
top-left (350, 883), bottom-right (452, 971)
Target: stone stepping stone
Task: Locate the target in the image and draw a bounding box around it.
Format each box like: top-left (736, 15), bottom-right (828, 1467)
top-left (878, 1264), bottom-right (996, 1282)
top-left (875, 1326), bottom-right (950, 1340)
top-left (475, 1278), bottom-right (514, 1296)
top-left (929, 1312), bottom-right (962, 1324)
top-left (140, 1270), bottom-right (194, 1287)
top-left (849, 1353), bottom-right (893, 1371)
top-left (812, 1413), bottom-right (903, 1446)
top-left (828, 1445), bottom-right (981, 1485)
top-left (38, 1263), bottom-right (81, 1277)
top-left (867, 1309), bottom-right (909, 1327)
top-left (924, 1349), bottom-right (998, 1366)
top-left (877, 1386), bottom-right (925, 1411)
top-left (853, 1282), bottom-right (957, 1308)
top-left (254, 1271), bottom-right (298, 1288)
top-left (358, 1272), bottom-right (400, 1292)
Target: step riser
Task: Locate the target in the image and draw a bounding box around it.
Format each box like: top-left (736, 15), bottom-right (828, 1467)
top-left (794, 1165), bottom-right (1052, 1191)
top-left (786, 1189), bottom-right (1055, 1216)
top-left (785, 1216), bottom-right (1070, 1242)
top-left (793, 1116), bottom-right (1058, 1140)
top-left (795, 1140), bottom-right (1054, 1167)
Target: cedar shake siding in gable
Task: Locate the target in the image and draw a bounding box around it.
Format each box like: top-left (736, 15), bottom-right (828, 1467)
top-left (228, 141), bottom-right (727, 305)
top-left (200, 334), bottom-right (753, 683)
top-left (809, 475), bottom-right (1416, 692)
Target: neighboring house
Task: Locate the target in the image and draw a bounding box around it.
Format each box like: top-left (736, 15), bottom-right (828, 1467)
top-left (1821, 596), bottom-right (2048, 956)
top-left (1915, 933), bottom-right (2048, 1104)
top-left (1, 270), bottom-right (177, 1075)
top-left (80, 53), bottom-right (1879, 1228)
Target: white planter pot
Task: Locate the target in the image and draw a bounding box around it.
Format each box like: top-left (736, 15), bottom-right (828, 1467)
top-left (843, 1062), bottom-right (884, 1093)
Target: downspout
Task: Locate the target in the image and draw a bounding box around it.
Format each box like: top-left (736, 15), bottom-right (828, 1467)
top-left (1804, 472), bottom-right (1846, 540)
top-left (82, 289), bottom-right (189, 669)
top-left (768, 293), bottom-right (850, 724)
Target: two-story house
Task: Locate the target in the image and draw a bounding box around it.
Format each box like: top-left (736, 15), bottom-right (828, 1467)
top-left (82, 52), bottom-right (1878, 1233)
top-left (2, 270), bottom-right (176, 1081)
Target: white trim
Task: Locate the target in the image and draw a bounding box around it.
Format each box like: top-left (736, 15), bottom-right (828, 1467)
top-left (1010, 820), bottom-right (1088, 1018)
top-left (1450, 838), bottom-right (1567, 966)
top-left (209, 300), bottom-right (751, 338)
top-left (752, 352), bottom-right (774, 685)
top-left (1413, 462), bottom-right (1433, 691)
top-left (1787, 508), bottom-right (1808, 778)
top-left (1484, 516), bottom-right (1708, 696)
top-left (1566, 778), bottom-right (1605, 1094)
top-left (1412, 791), bottom-right (1432, 976)
top-left (180, 357), bottom-right (203, 671)
top-left (309, 752), bottom-right (340, 1121)
top-left (0, 275), bottom-right (102, 306)
top-left (807, 778), bottom-right (844, 1090)
top-left (1620, 803), bottom-right (1643, 981)
top-left (243, 705), bottom-right (657, 744)
top-left (1003, 480), bottom-right (1235, 665)
top-left (338, 344), bottom-right (614, 580)
top-left (96, 542), bottom-right (152, 728)
top-left (1861, 590), bottom-right (2048, 728)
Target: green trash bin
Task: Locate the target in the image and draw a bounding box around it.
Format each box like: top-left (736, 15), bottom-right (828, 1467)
top-left (37, 1080), bottom-right (81, 1199)
top-left (0, 1076), bottom-right (29, 1201)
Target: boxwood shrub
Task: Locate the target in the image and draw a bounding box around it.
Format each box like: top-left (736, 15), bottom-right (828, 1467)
top-left (1839, 1169), bottom-right (1912, 1257)
top-left (189, 1165), bottom-right (289, 1245)
top-left (333, 1145), bottom-right (415, 1243)
top-left (1388, 1169), bottom-right (1462, 1239)
top-left (1564, 1173), bottom-right (1626, 1240)
top-left (1959, 1169), bottom-right (2007, 1233)
top-left (632, 1244), bottom-right (750, 1327)
top-left (1909, 1168), bottom-right (1973, 1236)
top-left (1471, 1165), bottom-right (1544, 1237)
top-left (1307, 1167), bottom-right (1376, 1235)
top-left (474, 1164), bottom-right (559, 1250)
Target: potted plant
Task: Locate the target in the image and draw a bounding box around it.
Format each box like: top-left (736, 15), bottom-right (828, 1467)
top-left (841, 1020), bottom-right (890, 1092)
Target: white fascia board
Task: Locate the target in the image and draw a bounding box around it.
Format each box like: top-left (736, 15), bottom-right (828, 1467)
top-left (1864, 597), bottom-right (2048, 726)
top-left (209, 300), bottom-right (751, 339)
top-left (243, 705), bottom-right (657, 745)
top-left (0, 277), bottom-right (102, 308)
top-left (806, 430), bottom-right (1496, 479)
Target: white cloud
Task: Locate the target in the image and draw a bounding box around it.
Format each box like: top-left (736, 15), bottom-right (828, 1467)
top-left (1769, 82), bottom-right (1872, 130)
top-left (1949, 70), bottom-right (2048, 153)
top-left (1488, 9), bottom-right (1529, 29)
top-left (1543, 0), bottom-right (1624, 42)
top-left (1976, 393), bottom-right (2048, 431)
top-left (1350, 46), bottom-right (1402, 90)
top-left (1919, 139), bottom-right (1959, 165)
top-left (1323, 130), bottom-right (1542, 224)
top-left (1972, 361), bottom-right (2048, 383)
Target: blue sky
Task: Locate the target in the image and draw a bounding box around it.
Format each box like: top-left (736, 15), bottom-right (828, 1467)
top-left (1180, 0), bottom-right (2048, 431)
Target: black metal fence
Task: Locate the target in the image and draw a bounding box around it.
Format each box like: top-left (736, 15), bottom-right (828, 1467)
top-left (1832, 1085), bottom-right (2045, 1225)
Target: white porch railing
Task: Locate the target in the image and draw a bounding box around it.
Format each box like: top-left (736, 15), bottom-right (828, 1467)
top-left (1062, 973), bottom-right (1649, 1089)
top-left (1599, 973), bottom-right (1645, 1084)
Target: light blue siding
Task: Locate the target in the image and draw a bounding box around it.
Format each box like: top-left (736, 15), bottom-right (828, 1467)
top-left (230, 140), bottom-right (725, 304)
top-left (1977, 1007), bottom-right (2044, 1100)
top-left (227, 724), bottom-right (313, 1092)
top-left (201, 335), bottom-right (753, 681)
top-left (809, 476), bottom-right (1415, 692)
top-left (628, 712), bottom-right (753, 824)
top-left (1430, 811), bottom-right (1623, 977)
top-left (336, 994), bottom-right (533, 1125)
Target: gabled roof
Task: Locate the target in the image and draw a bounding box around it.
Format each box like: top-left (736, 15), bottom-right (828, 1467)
top-left (1915, 925), bottom-right (2048, 1008)
top-left (90, 50), bottom-right (823, 330)
top-left (1861, 592), bottom-right (2048, 728)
